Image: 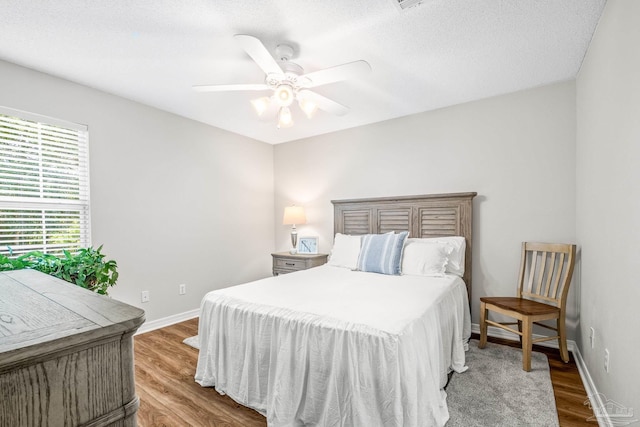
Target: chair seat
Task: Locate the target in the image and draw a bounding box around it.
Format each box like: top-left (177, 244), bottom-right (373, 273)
top-left (480, 296), bottom-right (559, 316)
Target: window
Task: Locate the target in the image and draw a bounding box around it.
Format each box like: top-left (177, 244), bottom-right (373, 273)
top-left (0, 106), bottom-right (90, 255)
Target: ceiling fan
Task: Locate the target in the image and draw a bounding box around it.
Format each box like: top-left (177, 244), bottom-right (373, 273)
top-left (193, 35), bottom-right (371, 129)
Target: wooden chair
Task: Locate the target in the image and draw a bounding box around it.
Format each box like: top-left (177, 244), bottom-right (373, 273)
top-left (479, 242), bottom-right (577, 371)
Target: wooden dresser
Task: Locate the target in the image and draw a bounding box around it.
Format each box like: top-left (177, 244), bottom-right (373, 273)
top-left (0, 269), bottom-right (145, 427)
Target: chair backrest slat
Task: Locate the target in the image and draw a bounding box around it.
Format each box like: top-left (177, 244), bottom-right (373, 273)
top-left (527, 250), bottom-right (538, 294)
top-left (551, 252), bottom-right (565, 298)
top-left (516, 242), bottom-right (527, 298)
top-left (543, 252), bottom-right (557, 297)
top-left (536, 251), bottom-right (548, 295)
top-left (518, 242), bottom-right (576, 308)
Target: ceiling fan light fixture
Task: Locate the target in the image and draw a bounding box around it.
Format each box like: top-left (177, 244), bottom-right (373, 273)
top-left (277, 107), bottom-right (294, 129)
top-left (298, 98), bottom-right (318, 119)
top-left (274, 84), bottom-right (294, 107)
top-left (250, 96), bottom-right (271, 116)
top-left (194, 36), bottom-right (371, 130)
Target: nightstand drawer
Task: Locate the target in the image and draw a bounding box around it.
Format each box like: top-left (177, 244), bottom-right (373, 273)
top-left (275, 258), bottom-right (306, 270)
top-left (271, 252), bottom-right (328, 276)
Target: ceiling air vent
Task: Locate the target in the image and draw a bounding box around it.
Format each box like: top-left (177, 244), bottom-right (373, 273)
top-left (391, 0), bottom-right (425, 10)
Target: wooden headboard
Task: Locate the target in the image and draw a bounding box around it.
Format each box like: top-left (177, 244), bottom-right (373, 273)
top-left (331, 192), bottom-right (477, 300)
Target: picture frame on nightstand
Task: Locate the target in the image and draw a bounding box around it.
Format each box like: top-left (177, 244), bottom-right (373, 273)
top-left (297, 236), bottom-right (319, 254)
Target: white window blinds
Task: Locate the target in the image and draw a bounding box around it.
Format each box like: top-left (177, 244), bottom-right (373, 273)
top-left (0, 106), bottom-right (90, 255)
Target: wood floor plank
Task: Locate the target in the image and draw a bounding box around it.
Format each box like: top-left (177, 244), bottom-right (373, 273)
top-left (135, 318), bottom-right (266, 427)
top-left (136, 386), bottom-right (189, 427)
top-left (134, 320), bottom-right (593, 426)
top-left (136, 347), bottom-right (261, 426)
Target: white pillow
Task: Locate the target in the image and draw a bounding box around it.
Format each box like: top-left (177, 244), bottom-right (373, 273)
top-left (405, 236), bottom-right (466, 276)
top-left (327, 233), bottom-right (362, 270)
top-left (401, 240), bottom-right (451, 277)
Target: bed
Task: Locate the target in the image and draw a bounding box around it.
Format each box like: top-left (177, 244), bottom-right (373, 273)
top-left (195, 192), bottom-right (476, 427)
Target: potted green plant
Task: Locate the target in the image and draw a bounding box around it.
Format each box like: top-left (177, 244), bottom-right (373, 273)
top-left (0, 245), bottom-right (118, 295)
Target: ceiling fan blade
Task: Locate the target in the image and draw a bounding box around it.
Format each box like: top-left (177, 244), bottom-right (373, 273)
top-left (234, 34), bottom-right (283, 76)
top-left (298, 90), bottom-right (349, 116)
top-left (301, 60), bottom-right (371, 88)
top-left (192, 83), bottom-right (270, 92)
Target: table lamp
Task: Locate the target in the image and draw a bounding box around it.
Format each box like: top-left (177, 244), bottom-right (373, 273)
top-left (283, 205), bottom-right (306, 254)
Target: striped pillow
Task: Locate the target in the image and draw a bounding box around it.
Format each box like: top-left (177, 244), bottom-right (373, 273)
top-left (357, 231), bottom-right (409, 275)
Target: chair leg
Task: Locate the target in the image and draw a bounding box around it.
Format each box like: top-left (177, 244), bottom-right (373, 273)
top-left (517, 320), bottom-right (523, 344)
top-left (558, 317), bottom-right (569, 363)
top-left (478, 301), bottom-right (488, 349)
top-left (521, 318), bottom-right (532, 372)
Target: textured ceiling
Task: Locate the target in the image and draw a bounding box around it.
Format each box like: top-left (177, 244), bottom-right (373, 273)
top-left (0, 0), bottom-right (606, 144)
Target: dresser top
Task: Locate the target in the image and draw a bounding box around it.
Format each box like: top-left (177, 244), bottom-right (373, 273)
top-left (0, 269), bottom-right (145, 364)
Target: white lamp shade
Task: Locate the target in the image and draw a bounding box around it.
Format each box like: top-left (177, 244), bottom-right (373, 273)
top-left (274, 84), bottom-right (294, 107)
top-left (298, 98), bottom-right (318, 119)
top-left (277, 107), bottom-right (294, 128)
top-left (250, 96), bottom-right (271, 116)
top-left (283, 206), bottom-right (306, 225)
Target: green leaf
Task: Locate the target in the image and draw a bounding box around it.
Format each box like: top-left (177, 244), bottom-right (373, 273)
top-left (1, 245), bottom-right (118, 295)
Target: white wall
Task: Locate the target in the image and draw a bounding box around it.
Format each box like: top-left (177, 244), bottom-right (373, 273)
top-left (0, 60), bottom-right (275, 322)
top-left (576, 0), bottom-right (640, 416)
top-left (274, 81), bottom-right (578, 335)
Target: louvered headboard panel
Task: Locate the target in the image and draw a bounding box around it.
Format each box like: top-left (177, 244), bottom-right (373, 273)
top-left (378, 208), bottom-right (411, 234)
top-left (419, 207), bottom-right (459, 236)
top-left (332, 192), bottom-right (477, 301)
top-left (342, 210), bottom-right (373, 235)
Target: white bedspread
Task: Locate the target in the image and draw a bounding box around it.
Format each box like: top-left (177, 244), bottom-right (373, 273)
top-left (195, 265), bottom-right (471, 427)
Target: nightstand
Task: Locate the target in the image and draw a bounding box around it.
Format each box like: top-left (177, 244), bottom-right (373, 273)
top-left (271, 252), bottom-right (328, 276)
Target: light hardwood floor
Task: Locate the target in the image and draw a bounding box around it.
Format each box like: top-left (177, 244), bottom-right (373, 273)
top-left (134, 318), bottom-right (595, 426)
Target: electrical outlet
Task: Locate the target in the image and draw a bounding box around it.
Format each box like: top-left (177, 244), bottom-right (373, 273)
top-left (589, 327), bottom-right (595, 349)
top-left (141, 290), bottom-right (150, 303)
top-left (179, 284), bottom-right (186, 295)
top-left (604, 348), bottom-right (610, 372)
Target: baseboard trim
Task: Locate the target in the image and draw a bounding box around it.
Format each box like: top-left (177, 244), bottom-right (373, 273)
top-left (471, 323), bottom-right (609, 427)
top-left (136, 308), bottom-right (200, 335)
top-left (571, 346), bottom-right (612, 427)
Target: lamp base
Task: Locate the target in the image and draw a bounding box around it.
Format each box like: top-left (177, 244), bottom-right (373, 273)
top-left (290, 227), bottom-right (298, 255)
